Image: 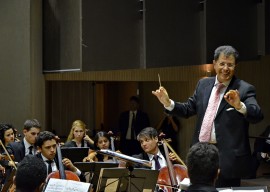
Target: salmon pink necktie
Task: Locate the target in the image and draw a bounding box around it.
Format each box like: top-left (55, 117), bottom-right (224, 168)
top-left (199, 83), bottom-right (225, 142)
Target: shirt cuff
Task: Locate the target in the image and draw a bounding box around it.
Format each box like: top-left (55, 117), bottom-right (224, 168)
top-left (236, 102), bottom-right (247, 115)
top-left (164, 99), bottom-right (175, 111)
top-left (75, 168), bottom-right (81, 176)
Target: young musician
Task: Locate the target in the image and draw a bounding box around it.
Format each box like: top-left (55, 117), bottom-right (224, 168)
top-left (64, 120), bottom-right (94, 148)
top-left (84, 131), bottom-right (113, 162)
top-left (132, 127), bottom-right (171, 170)
top-left (14, 155), bottom-right (47, 192)
top-left (186, 142), bottom-right (219, 192)
top-left (0, 123), bottom-right (16, 186)
top-left (35, 131), bottom-right (86, 181)
top-left (8, 119), bottom-right (41, 162)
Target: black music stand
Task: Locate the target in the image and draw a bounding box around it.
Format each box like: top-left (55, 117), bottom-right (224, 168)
top-left (74, 162), bottom-right (119, 189)
top-left (96, 168), bottom-right (159, 192)
top-left (61, 147), bottom-right (89, 163)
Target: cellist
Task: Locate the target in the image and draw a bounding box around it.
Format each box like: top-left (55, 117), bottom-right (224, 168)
top-left (35, 131), bottom-right (86, 181)
top-left (131, 127), bottom-right (188, 192)
top-left (131, 127), bottom-right (179, 170)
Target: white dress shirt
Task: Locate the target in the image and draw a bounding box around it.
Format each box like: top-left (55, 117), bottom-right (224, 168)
top-left (165, 76), bottom-right (247, 143)
top-left (148, 150), bottom-right (167, 170)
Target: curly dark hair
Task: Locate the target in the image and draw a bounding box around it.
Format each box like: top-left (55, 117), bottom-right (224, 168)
top-left (186, 142), bottom-right (219, 185)
top-left (15, 155), bottom-right (47, 192)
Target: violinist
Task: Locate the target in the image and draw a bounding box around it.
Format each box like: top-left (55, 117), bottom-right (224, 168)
top-left (8, 119), bottom-right (41, 162)
top-left (64, 120), bottom-right (94, 149)
top-left (35, 131), bottom-right (86, 182)
top-left (185, 142), bottom-right (219, 192)
top-left (83, 131), bottom-right (113, 162)
top-left (0, 123), bottom-right (17, 186)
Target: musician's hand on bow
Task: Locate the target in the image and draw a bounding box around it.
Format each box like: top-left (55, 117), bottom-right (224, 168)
top-left (169, 152), bottom-right (180, 163)
top-left (224, 89), bottom-right (242, 109)
top-left (62, 158), bottom-right (76, 172)
top-left (152, 87), bottom-right (171, 107)
top-left (83, 150), bottom-right (97, 162)
top-left (8, 160), bottom-right (16, 167)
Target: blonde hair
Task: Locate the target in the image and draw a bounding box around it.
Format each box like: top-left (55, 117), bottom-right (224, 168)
top-left (66, 120), bottom-right (87, 142)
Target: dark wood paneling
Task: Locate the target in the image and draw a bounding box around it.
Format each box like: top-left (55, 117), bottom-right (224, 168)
top-left (46, 81), bottom-right (95, 138)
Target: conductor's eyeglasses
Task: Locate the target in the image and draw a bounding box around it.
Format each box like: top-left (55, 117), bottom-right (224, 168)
top-left (217, 62), bottom-right (235, 69)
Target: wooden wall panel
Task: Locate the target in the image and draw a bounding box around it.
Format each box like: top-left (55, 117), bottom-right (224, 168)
top-left (45, 55), bottom-right (270, 157)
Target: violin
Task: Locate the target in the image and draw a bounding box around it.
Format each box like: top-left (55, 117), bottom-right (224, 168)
top-left (0, 140), bottom-right (16, 169)
top-left (0, 153), bottom-right (15, 161)
top-left (157, 138), bottom-right (188, 192)
top-left (46, 141), bottom-right (80, 181)
top-left (0, 140), bottom-right (17, 192)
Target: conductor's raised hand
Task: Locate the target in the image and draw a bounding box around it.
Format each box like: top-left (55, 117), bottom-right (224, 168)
top-left (224, 89), bottom-right (242, 110)
top-left (152, 87), bottom-right (171, 107)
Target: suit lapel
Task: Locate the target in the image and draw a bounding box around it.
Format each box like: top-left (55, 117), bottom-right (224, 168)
top-left (203, 79), bottom-right (215, 111)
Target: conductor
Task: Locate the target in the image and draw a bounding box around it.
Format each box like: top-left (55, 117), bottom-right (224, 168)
top-left (152, 45), bottom-right (263, 187)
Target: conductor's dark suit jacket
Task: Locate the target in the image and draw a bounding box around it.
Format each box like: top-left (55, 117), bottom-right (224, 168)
top-left (167, 76), bottom-right (263, 179)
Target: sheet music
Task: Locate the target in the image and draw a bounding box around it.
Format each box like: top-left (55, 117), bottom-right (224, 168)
top-left (219, 190), bottom-right (264, 192)
top-left (98, 149), bottom-right (151, 167)
top-left (44, 178), bottom-right (91, 192)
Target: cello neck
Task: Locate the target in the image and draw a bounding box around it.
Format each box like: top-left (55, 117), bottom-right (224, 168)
top-left (162, 140), bottom-right (177, 187)
top-left (56, 144), bottom-right (66, 179)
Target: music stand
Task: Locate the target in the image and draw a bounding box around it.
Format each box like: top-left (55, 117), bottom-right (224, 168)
top-left (74, 162), bottom-right (119, 189)
top-left (96, 168), bottom-right (159, 192)
top-left (61, 147), bottom-right (89, 163)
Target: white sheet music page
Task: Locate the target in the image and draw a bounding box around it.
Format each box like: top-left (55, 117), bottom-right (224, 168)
top-left (44, 178), bottom-right (91, 192)
top-left (219, 190), bottom-right (264, 192)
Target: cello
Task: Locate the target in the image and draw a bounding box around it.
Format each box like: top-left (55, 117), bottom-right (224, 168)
top-left (46, 142), bottom-right (80, 181)
top-left (157, 138), bottom-right (188, 192)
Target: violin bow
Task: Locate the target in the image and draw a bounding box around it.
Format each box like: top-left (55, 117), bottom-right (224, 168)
top-left (163, 139), bottom-right (187, 168)
top-left (0, 140), bottom-right (17, 170)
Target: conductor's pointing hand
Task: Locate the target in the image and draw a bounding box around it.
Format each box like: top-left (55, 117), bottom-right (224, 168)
top-left (152, 87), bottom-right (171, 107)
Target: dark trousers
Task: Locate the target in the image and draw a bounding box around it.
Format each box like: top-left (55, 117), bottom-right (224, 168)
top-left (215, 174), bottom-right (241, 188)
